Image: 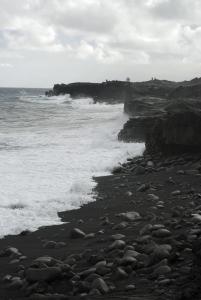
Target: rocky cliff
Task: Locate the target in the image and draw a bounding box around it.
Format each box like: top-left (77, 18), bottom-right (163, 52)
top-left (119, 77), bottom-right (201, 154)
top-left (145, 100), bottom-right (201, 154)
top-left (46, 81), bottom-right (131, 103)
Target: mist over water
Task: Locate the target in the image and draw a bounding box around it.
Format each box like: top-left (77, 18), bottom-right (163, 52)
top-left (0, 88), bottom-right (144, 237)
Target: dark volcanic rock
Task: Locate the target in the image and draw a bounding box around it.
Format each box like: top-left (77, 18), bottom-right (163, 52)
top-left (146, 104), bottom-right (201, 154)
top-left (118, 116), bottom-right (157, 142)
top-left (46, 81), bottom-right (131, 103)
top-left (26, 267), bottom-right (62, 282)
top-left (124, 96), bottom-right (169, 117)
top-left (170, 82), bottom-right (201, 100)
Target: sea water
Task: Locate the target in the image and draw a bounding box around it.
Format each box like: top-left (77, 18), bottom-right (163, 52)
top-left (0, 88), bottom-right (144, 237)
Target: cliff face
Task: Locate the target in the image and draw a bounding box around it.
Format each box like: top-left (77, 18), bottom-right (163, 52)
top-left (124, 80), bottom-right (178, 117)
top-left (146, 107), bottom-right (201, 154)
top-left (46, 81), bottom-right (131, 103)
top-left (169, 83), bottom-right (201, 100)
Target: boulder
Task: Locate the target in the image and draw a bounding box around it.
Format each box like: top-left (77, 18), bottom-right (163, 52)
top-left (69, 228), bottom-right (85, 239)
top-left (92, 278), bottom-right (109, 294)
top-left (25, 267), bottom-right (62, 282)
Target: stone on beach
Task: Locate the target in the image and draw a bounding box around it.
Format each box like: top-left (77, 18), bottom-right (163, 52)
top-left (69, 228), bottom-right (86, 239)
top-left (118, 211), bottom-right (141, 221)
top-left (152, 228), bottom-right (171, 238)
top-left (25, 267), bottom-right (62, 282)
top-left (92, 278), bottom-right (109, 294)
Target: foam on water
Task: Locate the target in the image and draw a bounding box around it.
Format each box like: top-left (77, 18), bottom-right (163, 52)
top-left (0, 91), bottom-right (144, 237)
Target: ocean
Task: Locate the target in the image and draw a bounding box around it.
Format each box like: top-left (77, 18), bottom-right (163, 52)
top-left (0, 88), bottom-right (144, 237)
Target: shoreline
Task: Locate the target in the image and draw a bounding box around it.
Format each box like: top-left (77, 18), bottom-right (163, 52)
top-left (0, 152), bottom-right (200, 299)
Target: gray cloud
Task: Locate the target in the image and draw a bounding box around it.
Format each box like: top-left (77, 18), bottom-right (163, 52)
top-left (0, 0), bottom-right (201, 87)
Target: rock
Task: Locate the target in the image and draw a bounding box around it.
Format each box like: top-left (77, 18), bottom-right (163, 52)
top-left (120, 256), bottom-right (137, 266)
top-left (113, 166), bottom-right (123, 174)
top-left (7, 277), bottom-right (23, 290)
top-left (115, 267), bottom-right (128, 280)
top-left (95, 261), bottom-right (107, 268)
top-left (110, 234), bottom-right (125, 240)
top-left (146, 101), bottom-right (201, 154)
top-left (92, 278), bottom-right (109, 294)
top-left (125, 284), bottom-right (136, 291)
top-left (109, 240), bottom-right (126, 250)
top-left (152, 229), bottom-right (171, 238)
top-left (124, 250), bottom-right (140, 258)
top-left (147, 194), bottom-right (159, 201)
top-left (127, 191), bottom-right (133, 196)
top-left (34, 256), bottom-right (54, 266)
top-left (69, 228), bottom-right (86, 239)
top-left (153, 244), bottom-right (172, 258)
top-left (140, 224), bottom-right (153, 235)
top-left (147, 161), bottom-right (154, 167)
top-left (56, 242), bottom-right (66, 248)
top-left (84, 233), bottom-right (95, 239)
top-left (89, 288), bottom-right (102, 296)
top-left (2, 274), bottom-right (12, 283)
top-left (113, 221), bottom-right (129, 230)
top-left (118, 211), bottom-right (141, 221)
top-left (152, 265), bottom-right (172, 277)
top-left (134, 166), bottom-right (146, 175)
top-left (43, 241), bottom-right (57, 249)
top-left (118, 115), bottom-right (159, 143)
top-left (171, 190), bottom-right (181, 196)
top-left (26, 267), bottom-right (62, 282)
top-left (96, 266), bottom-right (110, 276)
top-left (79, 268), bottom-right (96, 279)
top-left (151, 224), bottom-right (165, 230)
top-left (0, 247), bottom-right (21, 257)
top-left (9, 259), bottom-right (20, 264)
top-left (137, 184), bottom-right (150, 192)
top-left (49, 81), bottom-right (130, 104)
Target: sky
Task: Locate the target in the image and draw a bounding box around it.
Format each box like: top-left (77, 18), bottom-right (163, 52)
top-left (0, 0), bottom-right (201, 87)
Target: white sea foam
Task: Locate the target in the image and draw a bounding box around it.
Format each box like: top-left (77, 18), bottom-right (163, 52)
top-left (0, 93), bottom-right (144, 237)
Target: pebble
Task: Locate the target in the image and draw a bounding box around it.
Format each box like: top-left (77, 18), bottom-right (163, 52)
top-left (171, 190), bottom-right (181, 196)
top-left (118, 211), bottom-right (141, 221)
top-left (152, 265), bottom-right (172, 277)
top-left (137, 184), bottom-right (150, 192)
top-left (134, 166), bottom-right (146, 175)
top-left (0, 247), bottom-right (21, 257)
top-left (43, 241), bottom-right (57, 249)
top-left (113, 221), bottom-right (128, 230)
top-left (115, 267), bottom-right (128, 280)
top-left (152, 229), bottom-right (171, 238)
top-left (125, 284), bottom-right (136, 291)
top-left (92, 278), bottom-right (109, 294)
top-left (70, 228), bottom-right (86, 239)
top-left (84, 233), bottom-right (95, 239)
top-left (109, 240), bottom-right (126, 250)
top-left (147, 194), bottom-right (160, 201)
top-left (25, 267), bottom-right (62, 282)
top-left (110, 234), bottom-right (125, 240)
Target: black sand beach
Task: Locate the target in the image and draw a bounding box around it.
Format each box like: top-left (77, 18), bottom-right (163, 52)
top-left (0, 152), bottom-right (201, 299)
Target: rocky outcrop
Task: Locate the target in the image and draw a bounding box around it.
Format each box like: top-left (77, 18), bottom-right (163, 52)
top-left (124, 96), bottom-right (169, 117)
top-left (124, 77), bottom-right (201, 118)
top-left (46, 81), bottom-right (131, 103)
top-left (118, 116), bottom-right (157, 143)
top-left (124, 80), bottom-right (178, 117)
top-left (119, 99), bottom-right (201, 153)
top-left (169, 83), bottom-right (201, 100)
top-left (146, 101), bottom-right (201, 154)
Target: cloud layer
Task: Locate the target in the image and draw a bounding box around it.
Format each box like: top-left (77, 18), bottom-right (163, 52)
top-left (0, 0), bottom-right (201, 87)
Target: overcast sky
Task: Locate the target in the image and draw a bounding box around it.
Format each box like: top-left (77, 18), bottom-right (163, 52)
top-left (0, 0), bottom-right (201, 87)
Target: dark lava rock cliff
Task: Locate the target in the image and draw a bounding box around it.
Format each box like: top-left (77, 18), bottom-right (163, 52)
top-left (119, 77), bottom-right (201, 155)
top-left (46, 81), bottom-right (131, 103)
